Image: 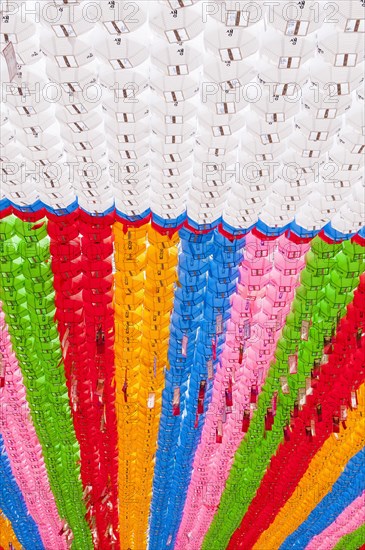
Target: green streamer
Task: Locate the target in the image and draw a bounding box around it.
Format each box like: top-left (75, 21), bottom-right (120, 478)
top-left (0, 216), bottom-right (92, 549)
top-left (203, 238), bottom-right (365, 550)
top-left (334, 523), bottom-right (365, 550)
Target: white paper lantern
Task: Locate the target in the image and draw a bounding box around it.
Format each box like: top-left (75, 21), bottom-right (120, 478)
top-left (151, 119), bottom-right (195, 143)
top-left (294, 114), bottom-right (342, 141)
top-left (203, 58), bottom-right (254, 92)
top-left (266, 2), bottom-right (322, 35)
top-left (60, 125), bottom-right (106, 154)
top-left (78, 192), bottom-right (115, 214)
top-left (346, 103), bottom-right (364, 132)
top-left (258, 65), bottom-right (308, 100)
top-left (318, 32), bottom-right (365, 67)
top-left (269, 189), bottom-right (307, 214)
top-left (0, 122), bottom-right (16, 148)
top-left (290, 132), bottom-right (333, 158)
top-left (150, 96), bottom-right (197, 122)
top-left (0, 15), bottom-right (42, 65)
top-left (240, 137), bottom-right (285, 160)
top-left (98, 1), bottom-right (147, 33)
top-left (39, 3), bottom-right (95, 37)
top-left (272, 178), bottom-right (312, 201)
top-left (10, 107), bottom-right (55, 136)
top-left (107, 139), bottom-right (149, 162)
top-left (99, 66), bottom-right (149, 98)
top-left (259, 201), bottom-right (292, 227)
top-left (159, 0), bottom-right (199, 10)
top-left (150, 177), bottom-right (188, 196)
top-left (245, 111), bottom-right (292, 145)
top-left (105, 118), bottom-right (149, 144)
top-left (4, 180), bottom-right (39, 206)
top-left (302, 86), bottom-right (352, 118)
top-left (282, 151), bottom-right (326, 179)
top-left (150, 170), bottom-right (187, 189)
top-left (19, 137), bottom-right (63, 164)
top-left (204, 25), bottom-right (258, 61)
top-left (3, 66), bottom-right (50, 108)
top-left (0, 142), bottom-right (18, 162)
top-left (151, 138), bottom-right (194, 161)
top-left (336, 3), bottom-right (365, 33)
top-left (151, 43), bottom-right (201, 75)
top-left (194, 134), bottom-right (238, 166)
top-left (198, 107), bottom-right (244, 136)
top-left (251, 90), bottom-right (300, 122)
top-left (150, 73), bottom-right (200, 102)
top-left (94, 36), bottom-right (149, 69)
top-left (310, 61), bottom-right (364, 96)
top-left (150, 7), bottom-right (204, 43)
top-left (115, 192), bottom-right (150, 216)
top-left (262, 29), bottom-right (315, 68)
top-left (56, 108), bottom-right (102, 131)
top-left (208, 0), bottom-right (263, 30)
top-left (222, 207), bottom-right (257, 229)
top-left (327, 157), bottom-right (362, 179)
top-left (45, 64), bottom-right (101, 108)
top-left (102, 95), bottom-right (149, 123)
top-left (152, 153), bottom-right (191, 175)
top-left (295, 206), bottom-right (326, 231)
top-left (41, 33), bottom-right (94, 68)
top-left (338, 130), bottom-right (365, 156)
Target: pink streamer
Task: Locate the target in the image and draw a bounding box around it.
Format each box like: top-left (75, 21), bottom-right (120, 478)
top-left (0, 306), bottom-right (68, 550)
top-left (175, 235), bottom-right (310, 550)
top-left (305, 492), bottom-right (365, 550)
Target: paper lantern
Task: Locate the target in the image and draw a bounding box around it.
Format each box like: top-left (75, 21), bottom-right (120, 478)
top-left (0, 13), bottom-right (41, 66)
top-left (204, 25), bottom-right (258, 61)
top-left (150, 7), bottom-right (204, 42)
top-left (98, 0), bottom-right (147, 32)
top-left (94, 36), bottom-right (148, 69)
top-left (151, 43), bottom-right (201, 75)
top-left (266, 1), bottom-right (323, 35)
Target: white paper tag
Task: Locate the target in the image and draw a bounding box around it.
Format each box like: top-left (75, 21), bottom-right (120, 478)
top-left (257, 368), bottom-right (264, 384)
top-left (311, 419), bottom-right (316, 437)
top-left (207, 359), bottom-right (213, 380)
top-left (217, 418), bottom-right (223, 436)
top-left (340, 404), bottom-right (347, 421)
top-left (288, 354), bottom-right (298, 374)
top-left (2, 41), bottom-right (17, 81)
top-left (298, 388), bottom-right (306, 408)
top-left (216, 314), bottom-right (223, 335)
top-left (173, 387), bottom-right (180, 415)
top-left (0, 354), bottom-right (4, 378)
top-left (244, 320), bottom-right (250, 340)
top-left (272, 391), bottom-right (278, 415)
top-left (351, 391), bottom-right (358, 409)
top-left (301, 320), bottom-right (310, 341)
top-left (182, 335), bottom-right (188, 356)
top-left (147, 392), bottom-right (155, 409)
top-left (276, 310), bottom-right (283, 330)
top-left (280, 376), bottom-right (290, 394)
top-left (306, 377), bottom-right (313, 396)
top-left (61, 326), bottom-right (70, 348)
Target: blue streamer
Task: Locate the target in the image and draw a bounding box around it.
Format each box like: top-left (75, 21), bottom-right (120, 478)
top-left (149, 229), bottom-right (245, 550)
top-left (280, 446), bottom-right (365, 550)
top-left (148, 228), bottom-right (212, 548)
top-left (0, 434), bottom-right (44, 549)
top-left (0, 198), bottom-right (363, 240)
